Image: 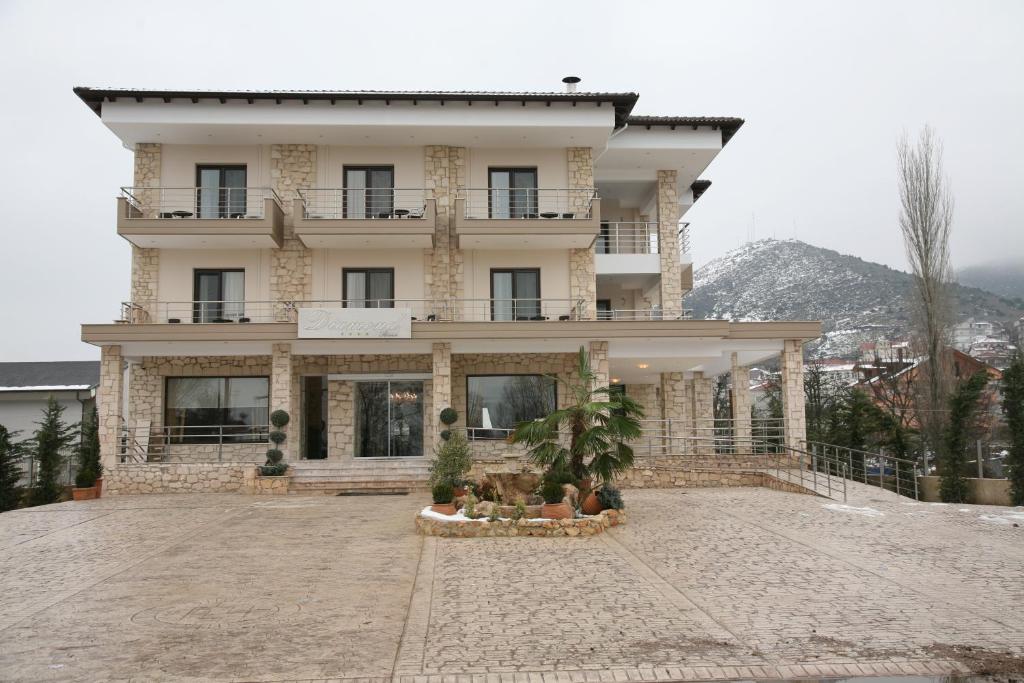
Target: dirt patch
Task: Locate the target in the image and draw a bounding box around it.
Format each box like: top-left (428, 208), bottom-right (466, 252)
top-left (928, 644), bottom-right (1024, 675)
top-left (628, 636), bottom-right (736, 657)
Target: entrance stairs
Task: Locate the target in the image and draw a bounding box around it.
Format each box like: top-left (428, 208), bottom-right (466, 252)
top-left (288, 458), bottom-right (432, 495)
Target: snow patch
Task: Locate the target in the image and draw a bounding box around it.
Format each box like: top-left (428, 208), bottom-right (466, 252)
top-left (977, 511), bottom-right (1024, 526)
top-left (824, 503), bottom-right (884, 517)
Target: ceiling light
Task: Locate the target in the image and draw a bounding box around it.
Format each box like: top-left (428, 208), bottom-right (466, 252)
top-left (637, 363), bottom-right (649, 369)
top-left (611, 377), bottom-right (620, 384)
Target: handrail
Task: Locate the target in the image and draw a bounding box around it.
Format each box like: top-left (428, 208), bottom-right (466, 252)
top-left (120, 186), bottom-right (282, 219)
top-left (597, 222), bottom-right (660, 255)
top-left (458, 187), bottom-right (597, 220)
top-left (298, 188), bottom-right (429, 219)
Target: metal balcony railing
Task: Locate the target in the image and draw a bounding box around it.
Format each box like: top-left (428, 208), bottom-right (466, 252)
top-left (120, 187), bottom-right (282, 219)
top-left (597, 222), bottom-right (660, 254)
top-left (678, 222), bottom-right (691, 254)
top-left (459, 188), bottom-right (596, 220)
top-left (596, 307), bottom-right (694, 321)
top-left (298, 188), bottom-right (429, 219)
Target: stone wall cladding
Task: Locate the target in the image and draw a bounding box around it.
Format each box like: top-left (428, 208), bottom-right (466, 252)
top-left (270, 144), bottom-right (314, 305)
top-left (657, 169), bottom-right (683, 310)
top-left (780, 339), bottom-right (808, 449)
top-left (730, 354), bottom-right (753, 444)
top-left (588, 340), bottom-right (609, 389)
top-left (271, 344), bottom-right (293, 457)
top-left (659, 372), bottom-right (692, 446)
top-left (416, 508), bottom-right (624, 538)
top-left (131, 248), bottom-right (160, 312)
top-left (248, 474), bottom-right (292, 495)
top-left (568, 147), bottom-right (596, 318)
top-left (131, 143), bottom-right (162, 309)
top-left (624, 383), bottom-right (660, 422)
top-left (327, 380), bottom-right (354, 460)
top-left (98, 345), bottom-right (123, 467)
top-left (104, 463), bottom-right (251, 495)
top-left (691, 371), bottom-right (715, 455)
top-left (431, 343), bottom-right (452, 450)
top-left (424, 146), bottom-right (453, 301)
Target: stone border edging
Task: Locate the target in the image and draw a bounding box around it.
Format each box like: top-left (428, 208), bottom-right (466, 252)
top-left (415, 508), bottom-right (625, 537)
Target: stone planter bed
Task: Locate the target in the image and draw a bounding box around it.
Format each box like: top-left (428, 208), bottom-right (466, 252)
top-left (416, 507), bottom-right (625, 537)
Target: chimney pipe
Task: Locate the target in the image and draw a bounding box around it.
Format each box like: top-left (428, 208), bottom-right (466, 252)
top-left (562, 76), bottom-right (581, 93)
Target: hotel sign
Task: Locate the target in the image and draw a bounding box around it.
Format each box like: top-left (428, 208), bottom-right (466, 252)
top-left (297, 308), bottom-right (412, 339)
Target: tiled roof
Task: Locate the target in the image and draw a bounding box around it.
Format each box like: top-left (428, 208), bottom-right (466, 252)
top-left (0, 361), bottom-right (100, 391)
top-left (626, 115), bottom-right (745, 144)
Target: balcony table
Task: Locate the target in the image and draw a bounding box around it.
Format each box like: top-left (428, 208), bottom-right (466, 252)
top-left (540, 212), bottom-right (559, 219)
top-left (393, 209), bottom-right (410, 218)
top-left (171, 210), bottom-right (193, 218)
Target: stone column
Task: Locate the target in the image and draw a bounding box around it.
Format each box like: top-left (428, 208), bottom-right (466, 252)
top-left (271, 344), bottom-right (294, 458)
top-left (568, 147), bottom-right (597, 319)
top-left (660, 372), bottom-right (692, 453)
top-left (730, 353), bottom-right (753, 450)
top-left (780, 339), bottom-right (808, 450)
top-left (270, 144), bottom-right (315, 312)
top-left (431, 342), bottom-right (452, 451)
top-left (657, 170), bottom-right (682, 315)
top-left (588, 340), bottom-right (609, 390)
top-left (327, 380), bottom-right (354, 461)
top-left (690, 371), bottom-right (715, 455)
top-left (425, 146), bottom-right (454, 303)
top-left (131, 143), bottom-right (161, 319)
top-left (98, 345), bottom-right (124, 468)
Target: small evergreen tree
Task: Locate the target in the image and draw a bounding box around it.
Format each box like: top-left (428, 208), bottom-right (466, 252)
top-left (1002, 354), bottom-right (1024, 505)
top-left (76, 406), bottom-right (102, 488)
top-left (30, 397), bottom-right (78, 506)
top-left (939, 371), bottom-right (989, 503)
top-left (0, 425), bottom-right (25, 512)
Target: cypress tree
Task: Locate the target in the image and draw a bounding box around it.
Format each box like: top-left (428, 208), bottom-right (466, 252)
top-left (939, 371), bottom-right (989, 503)
top-left (1002, 354), bottom-right (1024, 506)
top-left (0, 425), bottom-right (24, 512)
top-left (76, 406), bottom-right (102, 488)
top-left (30, 397), bottom-right (78, 506)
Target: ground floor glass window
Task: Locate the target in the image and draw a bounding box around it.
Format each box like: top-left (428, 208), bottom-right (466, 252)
top-left (466, 375), bottom-right (557, 439)
top-left (164, 377), bottom-right (269, 443)
top-left (354, 380), bottom-right (424, 457)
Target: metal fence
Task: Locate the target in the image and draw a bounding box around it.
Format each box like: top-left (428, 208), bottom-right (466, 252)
top-left (459, 188), bottom-right (596, 219)
top-left (121, 186), bottom-right (281, 219)
top-left (298, 188), bottom-right (428, 219)
top-left (15, 448), bottom-right (79, 488)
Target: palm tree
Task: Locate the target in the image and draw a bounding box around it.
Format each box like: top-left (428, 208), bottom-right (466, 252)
top-left (511, 346), bottom-right (643, 484)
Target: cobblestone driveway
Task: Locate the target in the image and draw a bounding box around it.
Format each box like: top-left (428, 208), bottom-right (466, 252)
top-left (1, 487), bottom-right (1022, 682)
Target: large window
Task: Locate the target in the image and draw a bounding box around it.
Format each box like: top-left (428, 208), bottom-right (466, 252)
top-left (196, 165), bottom-right (247, 218)
top-left (344, 166), bottom-right (395, 218)
top-left (343, 268), bottom-right (395, 308)
top-left (488, 167), bottom-right (538, 218)
top-left (467, 375), bottom-right (556, 439)
top-left (491, 268), bottom-right (540, 320)
top-left (164, 377), bottom-right (269, 443)
top-left (193, 269), bottom-right (245, 322)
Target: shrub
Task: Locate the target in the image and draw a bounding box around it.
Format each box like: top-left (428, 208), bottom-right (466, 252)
top-left (476, 478), bottom-right (496, 502)
top-left (429, 430), bottom-right (471, 487)
top-left (75, 466), bottom-right (96, 489)
top-left (544, 467), bottom-right (575, 486)
top-left (268, 430), bottom-right (287, 445)
top-left (270, 410), bottom-right (290, 429)
top-left (512, 499), bottom-right (527, 521)
top-left (266, 449), bottom-right (284, 464)
top-left (259, 463), bottom-right (288, 476)
top-left (488, 501), bottom-right (500, 521)
top-left (439, 407), bottom-right (458, 425)
top-left (432, 481), bottom-right (454, 504)
top-left (540, 479), bottom-right (565, 504)
top-left (596, 485), bottom-right (624, 510)
top-left (440, 429), bottom-right (451, 442)
top-left (463, 491), bottom-right (477, 518)
top-left (31, 397), bottom-right (77, 506)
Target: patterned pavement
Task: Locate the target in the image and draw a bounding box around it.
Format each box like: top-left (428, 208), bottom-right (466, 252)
top-left (0, 487), bottom-right (1022, 682)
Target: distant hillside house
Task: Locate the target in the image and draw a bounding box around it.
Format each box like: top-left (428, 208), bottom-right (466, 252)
top-left (0, 361), bottom-right (100, 437)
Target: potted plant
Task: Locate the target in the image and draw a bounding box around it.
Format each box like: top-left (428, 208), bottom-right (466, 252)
top-left (540, 479), bottom-right (571, 519)
top-left (581, 488), bottom-right (603, 515)
top-left (78, 406), bottom-right (103, 497)
top-left (72, 465), bottom-right (97, 501)
top-left (260, 411), bottom-right (290, 476)
top-left (596, 485), bottom-right (624, 511)
top-left (431, 482), bottom-right (456, 515)
top-left (429, 429), bottom-right (471, 495)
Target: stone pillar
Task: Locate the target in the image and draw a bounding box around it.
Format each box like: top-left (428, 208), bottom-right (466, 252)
top-left (780, 339), bottom-right (807, 450)
top-left (271, 343), bottom-right (294, 458)
top-left (657, 170), bottom-right (682, 314)
top-left (431, 342), bottom-right (452, 451)
top-left (730, 353), bottom-right (753, 449)
top-left (425, 146), bottom-right (453, 303)
top-left (327, 380), bottom-right (354, 460)
top-left (660, 372), bottom-right (692, 453)
top-left (131, 143), bottom-right (161, 319)
top-left (690, 371), bottom-right (715, 455)
top-left (98, 345), bottom-right (124, 468)
top-left (568, 147), bottom-right (597, 319)
top-left (588, 340), bottom-right (609, 389)
top-left (270, 144), bottom-right (315, 311)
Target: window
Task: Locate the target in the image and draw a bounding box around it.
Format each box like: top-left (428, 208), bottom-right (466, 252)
top-left (467, 375), bottom-right (557, 439)
top-left (164, 377), bottom-right (269, 443)
top-left (488, 167), bottom-right (538, 218)
top-left (344, 166), bottom-right (395, 218)
top-left (193, 269), bottom-right (245, 322)
top-left (343, 268), bottom-right (394, 308)
top-left (490, 268), bottom-right (540, 320)
top-left (196, 165), bottom-right (247, 218)
top-left (597, 299), bottom-right (612, 320)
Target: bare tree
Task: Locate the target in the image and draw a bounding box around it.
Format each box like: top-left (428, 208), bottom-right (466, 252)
top-left (897, 126), bottom-right (954, 467)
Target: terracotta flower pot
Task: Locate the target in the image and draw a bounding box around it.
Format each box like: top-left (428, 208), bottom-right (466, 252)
top-left (452, 486), bottom-right (467, 498)
top-left (431, 503), bottom-right (456, 515)
top-left (72, 487), bottom-right (97, 501)
top-left (94, 477), bottom-right (103, 498)
top-left (581, 491), bottom-right (603, 515)
top-left (541, 502), bottom-right (573, 519)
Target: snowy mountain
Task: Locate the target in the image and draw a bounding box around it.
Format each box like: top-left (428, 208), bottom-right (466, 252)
top-left (956, 262), bottom-right (1024, 305)
top-left (688, 239), bottom-right (1024, 358)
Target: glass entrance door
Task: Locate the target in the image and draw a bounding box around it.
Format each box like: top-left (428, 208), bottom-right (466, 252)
top-left (354, 380), bottom-right (424, 457)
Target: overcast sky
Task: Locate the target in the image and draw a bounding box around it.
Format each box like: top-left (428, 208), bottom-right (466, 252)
top-left (0, 0), bottom-right (1021, 361)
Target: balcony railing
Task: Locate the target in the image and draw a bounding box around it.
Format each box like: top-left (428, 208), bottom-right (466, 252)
top-left (678, 222), bottom-right (691, 254)
top-left (120, 186), bottom-right (282, 219)
top-left (298, 188), bottom-right (429, 220)
top-left (118, 299), bottom-right (695, 324)
top-left (459, 188), bottom-right (596, 220)
top-left (597, 222), bottom-right (660, 254)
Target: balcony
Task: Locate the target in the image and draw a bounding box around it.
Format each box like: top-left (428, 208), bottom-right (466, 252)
top-left (116, 187), bottom-right (284, 249)
top-left (293, 189), bottom-right (436, 249)
top-left (596, 222), bottom-right (661, 275)
top-left (454, 188), bottom-right (601, 249)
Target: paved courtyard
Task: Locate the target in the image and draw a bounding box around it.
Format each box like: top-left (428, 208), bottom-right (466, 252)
top-left (1, 486), bottom-right (1023, 682)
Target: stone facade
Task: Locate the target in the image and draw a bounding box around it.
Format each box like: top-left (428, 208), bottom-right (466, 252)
top-left (98, 345), bottom-right (123, 467)
top-left (130, 143), bottom-right (162, 311)
top-left (416, 508), bottom-right (624, 538)
top-left (657, 170), bottom-right (682, 311)
top-left (690, 371), bottom-right (715, 455)
top-left (780, 339), bottom-right (807, 449)
top-left (431, 343), bottom-right (452, 449)
top-left (660, 371), bottom-right (692, 448)
top-left (616, 458), bottom-right (817, 495)
top-left (588, 340), bottom-right (609, 389)
top-left (327, 380), bottom-right (355, 459)
top-left (568, 147), bottom-right (597, 318)
top-left (271, 344), bottom-right (293, 456)
top-left (270, 144), bottom-right (315, 306)
top-left (730, 353), bottom-right (753, 445)
top-left (247, 474), bottom-right (292, 495)
top-left (104, 463), bottom-right (251, 495)
top-left (424, 145), bottom-right (465, 302)
top-left (624, 383), bottom-right (661, 422)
